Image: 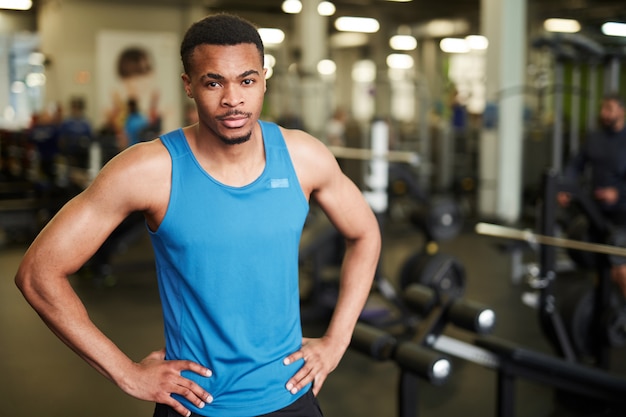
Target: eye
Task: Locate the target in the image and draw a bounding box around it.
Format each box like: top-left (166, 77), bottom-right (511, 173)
top-left (242, 79), bottom-right (255, 86)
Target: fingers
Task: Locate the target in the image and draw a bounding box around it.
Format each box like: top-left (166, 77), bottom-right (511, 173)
top-left (283, 341), bottom-right (325, 396)
top-left (171, 360), bottom-right (214, 407)
top-left (132, 354), bottom-right (214, 416)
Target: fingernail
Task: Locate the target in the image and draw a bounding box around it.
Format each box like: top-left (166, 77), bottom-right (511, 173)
top-left (206, 394), bottom-right (214, 404)
top-left (290, 387), bottom-right (298, 395)
top-left (283, 358), bottom-right (291, 365)
top-left (206, 369), bottom-right (213, 377)
top-left (198, 401), bottom-right (205, 409)
top-left (186, 412), bottom-right (191, 417)
top-left (286, 383), bottom-right (293, 391)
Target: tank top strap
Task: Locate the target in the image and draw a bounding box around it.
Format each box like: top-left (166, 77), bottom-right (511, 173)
top-left (159, 129), bottom-right (188, 158)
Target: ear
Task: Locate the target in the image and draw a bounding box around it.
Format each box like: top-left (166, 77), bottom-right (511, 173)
top-left (263, 68), bottom-right (268, 93)
top-left (181, 73), bottom-right (193, 98)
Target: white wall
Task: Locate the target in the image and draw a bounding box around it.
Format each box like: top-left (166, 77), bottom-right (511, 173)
top-left (37, 0), bottom-right (194, 130)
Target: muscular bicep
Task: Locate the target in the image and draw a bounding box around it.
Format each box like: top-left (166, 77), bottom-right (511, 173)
top-left (285, 128), bottom-right (376, 241)
top-left (20, 142), bottom-right (168, 278)
top-left (313, 170), bottom-right (377, 242)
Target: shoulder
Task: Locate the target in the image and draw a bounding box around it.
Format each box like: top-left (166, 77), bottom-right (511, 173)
top-left (85, 139), bottom-right (171, 213)
top-left (278, 126), bottom-right (341, 195)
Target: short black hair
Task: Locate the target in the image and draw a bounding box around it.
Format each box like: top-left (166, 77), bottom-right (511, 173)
top-left (180, 13), bottom-right (264, 74)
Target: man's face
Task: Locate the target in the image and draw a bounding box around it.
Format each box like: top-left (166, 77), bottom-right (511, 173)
top-left (182, 43), bottom-right (267, 145)
top-left (599, 99), bottom-right (625, 132)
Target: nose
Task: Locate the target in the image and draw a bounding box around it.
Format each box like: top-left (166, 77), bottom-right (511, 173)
top-left (221, 85), bottom-right (243, 107)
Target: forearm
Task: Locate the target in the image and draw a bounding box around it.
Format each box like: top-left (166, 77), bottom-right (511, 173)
top-left (323, 230), bottom-right (381, 349)
top-left (16, 264), bottom-right (136, 390)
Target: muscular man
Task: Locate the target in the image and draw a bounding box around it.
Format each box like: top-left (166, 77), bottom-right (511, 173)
top-left (15, 13), bottom-right (381, 417)
top-left (558, 92), bottom-right (626, 298)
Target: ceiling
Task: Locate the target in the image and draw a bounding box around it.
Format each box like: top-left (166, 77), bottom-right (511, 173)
top-left (35, 0), bottom-right (626, 46)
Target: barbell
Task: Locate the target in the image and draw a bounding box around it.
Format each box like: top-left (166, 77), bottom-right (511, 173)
top-left (475, 222), bottom-right (626, 258)
top-left (476, 222), bottom-right (626, 356)
top-left (327, 145), bottom-right (420, 166)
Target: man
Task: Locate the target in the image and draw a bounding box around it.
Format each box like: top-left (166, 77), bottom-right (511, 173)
top-left (58, 96), bottom-right (93, 168)
top-left (15, 13), bottom-right (381, 417)
top-left (558, 92), bottom-right (626, 298)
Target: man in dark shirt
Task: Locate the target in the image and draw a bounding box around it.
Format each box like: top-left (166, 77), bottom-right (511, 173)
top-left (558, 92), bottom-right (626, 298)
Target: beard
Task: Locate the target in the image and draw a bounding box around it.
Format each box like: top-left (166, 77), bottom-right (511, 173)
top-left (601, 116), bottom-right (619, 132)
top-left (216, 110), bottom-right (253, 145)
top-left (217, 131), bottom-right (252, 145)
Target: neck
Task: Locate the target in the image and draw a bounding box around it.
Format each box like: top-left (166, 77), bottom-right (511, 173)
top-left (184, 122), bottom-right (266, 187)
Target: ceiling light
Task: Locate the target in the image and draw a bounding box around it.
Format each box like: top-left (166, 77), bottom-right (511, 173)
top-left (258, 28), bottom-right (285, 45)
top-left (317, 59), bottom-right (337, 76)
top-left (543, 18), bottom-right (580, 33)
top-left (330, 32), bottom-right (369, 48)
top-left (440, 38), bottom-right (470, 54)
top-left (602, 22), bottom-right (626, 37)
top-left (386, 53), bottom-right (414, 69)
top-left (465, 35), bottom-right (488, 50)
top-left (352, 59), bottom-right (376, 83)
top-left (28, 52), bottom-right (46, 66)
top-left (282, 0), bottom-right (302, 14)
top-left (318, 1), bottom-right (335, 16)
top-left (0, 0), bottom-right (31, 10)
top-left (264, 54), bottom-right (276, 69)
top-left (335, 16), bottom-right (380, 33)
top-left (389, 35), bottom-right (417, 51)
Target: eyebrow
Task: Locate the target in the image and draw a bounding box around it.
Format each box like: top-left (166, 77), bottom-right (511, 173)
top-left (200, 69), bottom-right (260, 81)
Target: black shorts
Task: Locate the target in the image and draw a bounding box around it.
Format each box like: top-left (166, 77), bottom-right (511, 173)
top-left (153, 389), bottom-right (324, 417)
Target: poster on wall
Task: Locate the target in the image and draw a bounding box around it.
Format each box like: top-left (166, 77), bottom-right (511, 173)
top-left (96, 30), bottom-right (180, 145)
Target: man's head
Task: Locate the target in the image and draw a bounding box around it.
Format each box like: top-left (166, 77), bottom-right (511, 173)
top-left (180, 13), bottom-right (264, 76)
top-left (600, 92), bottom-right (625, 132)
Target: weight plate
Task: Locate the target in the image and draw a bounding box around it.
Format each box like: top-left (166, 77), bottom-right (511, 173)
top-left (417, 196), bottom-right (464, 242)
top-left (399, 252), bottom-right (466, 302)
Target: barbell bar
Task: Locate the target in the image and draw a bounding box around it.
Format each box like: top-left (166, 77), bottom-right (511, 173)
top-left (475, 222), bottom-right (626, 258)
top-left (327, 145), bottom-right (420, 166)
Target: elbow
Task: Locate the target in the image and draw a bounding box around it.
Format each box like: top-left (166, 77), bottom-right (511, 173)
top-left (14, 259), bottom-right (40, 303)
top-left (15, 265), bottom-right (32, 298)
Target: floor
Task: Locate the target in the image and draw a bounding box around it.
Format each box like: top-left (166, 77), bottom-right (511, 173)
top-left (2, 204), bottom-right (626, 417)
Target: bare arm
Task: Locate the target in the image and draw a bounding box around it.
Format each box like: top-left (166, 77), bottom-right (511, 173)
top-left (283, 129), bottom-right (382, 395)
top-left (14, 142), bottom-right (212, 416)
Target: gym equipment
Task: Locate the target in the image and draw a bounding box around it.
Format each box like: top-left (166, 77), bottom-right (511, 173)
top-left (476, 335), bottom-right (626, 417)
top-left (410, 195), bottom-right (464, 242)
top-left (327, 145), bottom-right (419, 166)
top-left (479, 169), bottom-right (625, 367)
top-left (398, 251), bottom-right (466, 303)
top-left (351, 281), bottom-right (495, 417)
top-left (475, 222), bottom-right (626, 259)
top-left (354, 279), bottom-right (626, 417)
top-left (532, 33), bottom-right (606, 170)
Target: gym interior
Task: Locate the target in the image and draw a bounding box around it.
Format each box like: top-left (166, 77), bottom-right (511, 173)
top-left (2, 0), bottom-right (626, 416)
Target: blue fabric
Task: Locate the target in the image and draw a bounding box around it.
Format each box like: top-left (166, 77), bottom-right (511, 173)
top-left (125, 112), bottom-right (148, 145)
top-left (149, 121), bottom-right (310, 416)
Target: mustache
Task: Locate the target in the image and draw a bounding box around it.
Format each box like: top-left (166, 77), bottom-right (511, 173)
top-left (217, 110), bottom-right (252, 120)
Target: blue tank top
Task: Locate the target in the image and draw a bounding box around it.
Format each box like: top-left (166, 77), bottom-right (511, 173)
top-left (149, 121), bottom-right (310, 416)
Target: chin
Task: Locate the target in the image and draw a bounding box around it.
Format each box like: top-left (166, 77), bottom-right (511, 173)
top-left (219, 132), bottom-right (252, 146)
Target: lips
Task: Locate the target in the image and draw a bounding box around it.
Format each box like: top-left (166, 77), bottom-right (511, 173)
top-left (220, 117), bottom-right (248, 129)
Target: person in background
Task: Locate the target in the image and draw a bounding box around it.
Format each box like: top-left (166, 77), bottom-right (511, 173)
top-left (15, 13), bottom-right (381, 417)
top-left (29, 106), bottom-right (61, 185)
top-left (123, 97), bottom-right (149, 147)
top-left (558, 92), bottom-right (626, 298)
top-left (59, 97), bottom-right (93, 168)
